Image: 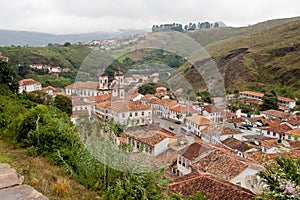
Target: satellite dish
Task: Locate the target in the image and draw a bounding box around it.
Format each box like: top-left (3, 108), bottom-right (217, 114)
top-left (282, 140), bottom-right (290, 148)
top-left (254, 140), bottom-right (259, 146)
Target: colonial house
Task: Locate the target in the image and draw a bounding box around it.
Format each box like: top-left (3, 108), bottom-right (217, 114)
top-left (260, 110), bottom-right (292, 121)
top-left (168, 171), bottom-right (255, 200)
top-left (42, 86), bottom-right (58, 96)
top-left (18, 79), bottom-right (42, 93)
top-left (175, 142), bottom-right (212, 176)
top-left (202, 104), bottom-right (222, 123)
top-left (221, 137), bottom-right (253, 157)
top-left (261, 123), bottom-right (292, 139)
top-left (0, 55), bottom-right (9, 62)
top-left (240, 91), bottom-right (264, 101)
top-left (169, 104), bottom-right (197, 123)
top-left (277, 96), bottom-right (296, 109)
top-left (192, 147), bottom-right (264, 193)
top-left (183, 115), bottom-right (215, 137)
top-left (240, 91), bottom-right (296, 109)
top-left (285, 128), bottom-right (300, 141)
top-left (201, 125), bottom-right (244, 144)
top-left (95, 100), bottom-right (152, 127)
top-left (65, 81), bottom-right (99, 97)
top-left (284, 118), bottom-right (300, 129)
top-left (125, 125), bottom-right (171, 156)
top-left (148, 98), bottom-right (172, 118)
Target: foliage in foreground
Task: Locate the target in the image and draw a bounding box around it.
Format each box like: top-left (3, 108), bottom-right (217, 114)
top-left (259, 156), bottom-right (300, 199)
top-left (0, 85), bottom-right (207, 199)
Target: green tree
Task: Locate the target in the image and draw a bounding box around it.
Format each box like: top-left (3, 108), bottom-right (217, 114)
top-left (54, 95), bottom-right (72, 116)
top-left (138, 84), bottom-right (156, 95)
top-left (0, 61), bottom-right (18, 93)
top-left (258, 156), bottom-right (300, 199)
top-left (260, 91), bottom-right (279, 111)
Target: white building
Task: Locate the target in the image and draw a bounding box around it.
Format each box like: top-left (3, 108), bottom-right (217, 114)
top-left (184, 115), bottom-right (215, 137)
top-left (125, 126), bottom-right (171, 156)
top-left (18, 79), bottom-right (42, 93)
top-left (95, 100), bottom-right (152, 127)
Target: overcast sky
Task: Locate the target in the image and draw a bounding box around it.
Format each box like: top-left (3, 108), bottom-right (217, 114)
top-left (0, 0), bottom-right (299, 34)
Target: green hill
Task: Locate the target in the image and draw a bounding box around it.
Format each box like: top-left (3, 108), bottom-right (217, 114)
top-left (182, 17), bottom-right (300, 99)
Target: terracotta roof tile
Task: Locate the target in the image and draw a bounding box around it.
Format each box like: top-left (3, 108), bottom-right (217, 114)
top-left (261, 110), bottom-right (292, 119)
top-left (277, 96), bottom-right (296, 103)
top-left (232, 118), bottom-right (245, 123)
top-left (286, 128), bottom-right (300, 137)
top-left (181, 142), bottom-right (212, 161)
top-left (240, 91), bottom-right (264, 98)
top-left (66, 81), bottom-right (98, 90)
top-left (125, 125), bottom-right (170, 147)
top-left (204, 104), bottom-right (220, 113)
top-left (222, 137), bottom-right (251, 152)
top-left (192, 148), bottom-right (260, 180)
top-left (186, 115), bottom-right (215, 126)
top-left (170, 105), bottom-right (197, 114)
top-left (18, 79), bottom-right (41, 86)
top-left (168, 171), bottom-right (255, 200)
top-left (264, 124), bottom-right (292, 134)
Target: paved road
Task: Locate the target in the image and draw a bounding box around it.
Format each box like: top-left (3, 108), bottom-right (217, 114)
top-left (153, 116), bottom-right (182, 134)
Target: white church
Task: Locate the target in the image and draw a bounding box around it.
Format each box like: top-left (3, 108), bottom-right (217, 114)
top-left (65, 71), bottom-right (125, 99)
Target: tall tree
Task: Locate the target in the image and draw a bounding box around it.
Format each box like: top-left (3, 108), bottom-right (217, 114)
top-left (0, 61), bottom-right (18, 93)
top-left (54, 95), bottom-right (72, 116)
top-left (260, 91), bottom-right (279, 111)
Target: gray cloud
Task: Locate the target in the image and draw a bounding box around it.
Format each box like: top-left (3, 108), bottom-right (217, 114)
top-left (0, 0), bottom-right (299, 34)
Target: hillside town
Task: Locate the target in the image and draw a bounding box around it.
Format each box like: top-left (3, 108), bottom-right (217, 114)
top-left (17, 70), bottom-right (300, 199)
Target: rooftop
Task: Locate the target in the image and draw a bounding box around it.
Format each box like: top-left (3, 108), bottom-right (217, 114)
top-left (181, 142), bottom-right (212, 161)
top-left (18, 79), bottom-right (41, 86)
top-left (240, 91), bottom-right (264, 98)
top-left (186, 115), bottom-right (215, 126)
top-left (222, 137), bottom-right (252, 153)
top-left (65, 81), bottom-right (98, 90)
top-left (168, 171), bottom-right (255, 200)
top-left (261, 109), bottom-right (292, 119)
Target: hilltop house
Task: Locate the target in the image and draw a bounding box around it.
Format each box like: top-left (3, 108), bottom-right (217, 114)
top-left (18, 79), bottom-right (42, 93)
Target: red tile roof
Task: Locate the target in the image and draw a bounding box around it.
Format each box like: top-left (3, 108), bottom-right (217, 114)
top-left (277, 96), bottom-right (296, 103)
top-left (18, 79), bottom-right (41, 86)
top-left (286, 119), bottom-right (300, 126)
top-left (232, 118), bottom-right (245, 123)
top-left (181, 142), bottom-right (212, 161)
top-left (192, 147), bottom-right (263, 180)
top-left (87, 94), bottom-right (111, 102)
top-left (264, 124), bottom-right (292, 134)
top-left (222, 137), bottom-right (251, 153)
top-left (168, 171), bottom-right (255, 200)
top-left (261, 110), bottom-right (292, 119)
top-left (125, 126), bottom-right (170, 147)
top-left (186, 115), bottom-right (215, 126)
top-left (240, 91), bottom-right (264, 98)
top-left (170, 105), bottom-right (197, 114)
top-left (286, 128), bottom-right (300, 137)
top-left (204, 104), bottom-right (220, 113)
top-left (96, 100), bottom-right (151, 112)
top-left (65, 81), bottom-right (98, 90)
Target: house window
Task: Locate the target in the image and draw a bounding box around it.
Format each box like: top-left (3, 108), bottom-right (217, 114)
top-left (135, 112), bottom-right (138, 117)
top-left (142, 111), bottom-right (144, 116)
top-left (236, 182), bottom-right (241, 186)
top-left (288, 135), bottom-right (292, 140)
top-left (122, 113), bottom-right (125, 118)
top-left (267, 131), bottom-right (270, 135)
top-left (273, 132), bottom-right (276, 137)
top-left (130, 112), bottom-right (132, 117)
